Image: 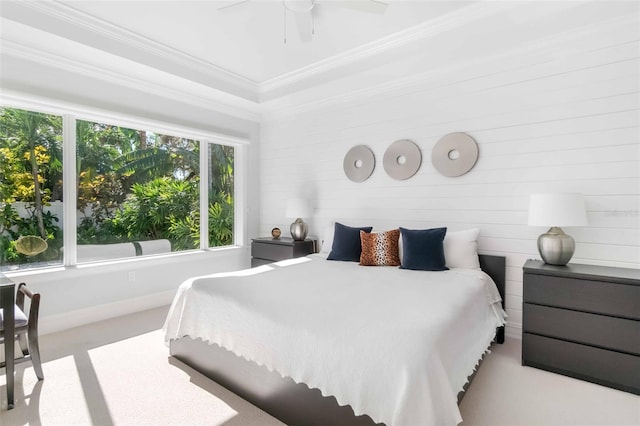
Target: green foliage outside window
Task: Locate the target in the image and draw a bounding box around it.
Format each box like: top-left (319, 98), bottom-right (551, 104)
top-left (1, 106), bottom-right (235, 270)
top-left (1, 108), bottom-right (63, 268)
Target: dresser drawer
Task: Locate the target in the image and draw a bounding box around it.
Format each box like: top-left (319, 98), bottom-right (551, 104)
top-left (524, 274), bottom-right (640, 320)
top-left (523, 333), bottom-right (640, 395)
top-left (523, 303), bottom-right (640, 355)
top-left (251, 241), bottom-right (293, 261)
top-left (251, 257), bottom-right (273, 267)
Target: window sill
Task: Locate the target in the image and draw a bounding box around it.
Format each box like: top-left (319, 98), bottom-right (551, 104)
top-left (4, 245), bottom-right (247, 279)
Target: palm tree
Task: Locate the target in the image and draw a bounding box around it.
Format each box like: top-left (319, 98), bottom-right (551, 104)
top-left (115, 134), bottom-right (200, 183)
top-left (0, 108), bottom-right (62, 239)
top-left (209, 143), bottom-right (234, 195)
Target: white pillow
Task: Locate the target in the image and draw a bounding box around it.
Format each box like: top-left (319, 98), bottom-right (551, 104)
top-left (444, 228), bottom-right (480, 269)
top-left (319, 222), bottom-right (335, 254)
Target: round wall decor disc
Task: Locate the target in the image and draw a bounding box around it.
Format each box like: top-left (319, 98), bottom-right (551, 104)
top-left (383, 139), bottom-right (422, 180)
top-left (343, 145), bottom-right (375, 182)
top-left (431, 132), bottom-right (479, 177)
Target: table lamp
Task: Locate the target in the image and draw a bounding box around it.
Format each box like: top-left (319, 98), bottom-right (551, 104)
top-left (528, 193), bottom-right (587, 265)
top-left (286, 198), bottom-right (312, 241)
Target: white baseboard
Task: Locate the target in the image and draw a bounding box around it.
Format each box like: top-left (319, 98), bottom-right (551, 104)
top-left (39, 290), bottom-right (176, 336)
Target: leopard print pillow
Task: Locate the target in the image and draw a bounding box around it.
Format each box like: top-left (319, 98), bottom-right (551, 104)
top-left (360, 229), bottom-right (401, 266)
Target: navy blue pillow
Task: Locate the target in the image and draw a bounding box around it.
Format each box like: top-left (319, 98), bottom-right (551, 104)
top-left (327, 222), bottom-right (373, 262)
top-left (399, 227), bottom-right (449, 271)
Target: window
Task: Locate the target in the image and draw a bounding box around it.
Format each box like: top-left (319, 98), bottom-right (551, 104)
top-left (0, 105), bottom-right (238, 271)
top-left (76, 119), bottom-right (205, 262)
top-left (0, 107), bottom-right (64, 270)
top-left (207, 143), bottom-right (234, 247)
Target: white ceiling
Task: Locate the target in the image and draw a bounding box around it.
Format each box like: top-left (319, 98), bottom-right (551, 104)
top-left (61, 0), bottom-right (474, 83)
top-left (4, 0), bottom-right (616, 116)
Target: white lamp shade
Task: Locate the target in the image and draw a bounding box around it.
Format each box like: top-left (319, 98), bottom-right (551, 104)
top-left (286, 198), bottom-right (312, 218)
top-left (528, 193), bottom-right (587, 227)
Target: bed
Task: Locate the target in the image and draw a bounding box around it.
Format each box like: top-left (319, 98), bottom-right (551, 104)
top-left (164, 243), bottom-right (507, 426)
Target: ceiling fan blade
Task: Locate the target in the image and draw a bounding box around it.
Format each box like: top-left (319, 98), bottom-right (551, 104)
top-left (293, 10), bottom-right (314, 43)
top-left (216, 0), bottom-right (251, 11)
top-left (335, 0), bottom-right (388, 14)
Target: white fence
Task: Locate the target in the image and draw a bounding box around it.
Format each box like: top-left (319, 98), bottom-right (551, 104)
top-left (7, 201), bottom-right (94, 229)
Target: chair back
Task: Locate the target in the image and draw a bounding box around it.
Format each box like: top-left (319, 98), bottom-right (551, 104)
top-left (16, 283), bottom-right (40, 332)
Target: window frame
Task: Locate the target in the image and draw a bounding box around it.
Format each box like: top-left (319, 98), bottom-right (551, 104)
top-left (1, 94), bottom-right (248, 272)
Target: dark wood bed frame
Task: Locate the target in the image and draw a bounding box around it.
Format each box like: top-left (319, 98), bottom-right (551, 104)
top-left (169, 254), bottom-right (506, 426)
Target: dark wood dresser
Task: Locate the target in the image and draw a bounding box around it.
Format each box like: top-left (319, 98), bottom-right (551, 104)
top-left (522, 259), bottom-right (640, 395)
top-left (251, 237), bottom-right (314, 267)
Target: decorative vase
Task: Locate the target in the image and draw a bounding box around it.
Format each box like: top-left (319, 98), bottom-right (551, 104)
top-left (290, 219), bottom-right (308, 241)
top-left (537, 227), bottom-right (575, 266)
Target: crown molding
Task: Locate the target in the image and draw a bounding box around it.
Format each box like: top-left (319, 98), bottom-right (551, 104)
top-left (2, 0), bottom-right (634, 123)
top-left (8, 0), bottom-right (260, 102)
top-left (1, 34), bottom-right (261, 123)
top-left (260, 11), bottom-right (639, 120)
top-left (6, 0), bottom-right (520, 104)
top-left (257, 1), bottom-right (519, 101)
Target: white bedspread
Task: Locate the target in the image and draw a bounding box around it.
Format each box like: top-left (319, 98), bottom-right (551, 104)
top-left (163, 254), bottom-right (506, 426)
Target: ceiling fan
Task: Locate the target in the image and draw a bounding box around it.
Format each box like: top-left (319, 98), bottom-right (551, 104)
top-left (217, 0), bottom-right (389, 43)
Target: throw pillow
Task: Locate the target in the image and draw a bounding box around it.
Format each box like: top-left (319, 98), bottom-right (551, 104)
top-left (444, 228), bottom-right (481, 269)
top-left (327, 222), bottom-right (373, 262)
top-left (360, 229), bottom-right (401, 266)
top-left (399, 227), bottom-right (448, 271)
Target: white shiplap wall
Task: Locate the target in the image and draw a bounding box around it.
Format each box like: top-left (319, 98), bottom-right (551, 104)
top-left (259, 5), bottom-right (640, 338)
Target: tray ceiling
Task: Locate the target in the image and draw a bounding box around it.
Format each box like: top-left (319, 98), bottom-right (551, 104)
top-left (61, 0), bottom-right (473, 83)
top-left (1, 0), bottom-right (480, 104)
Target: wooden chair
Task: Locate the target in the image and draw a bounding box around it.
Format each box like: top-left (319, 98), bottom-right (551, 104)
top-left (0, 283), bottom-right (44, 381)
